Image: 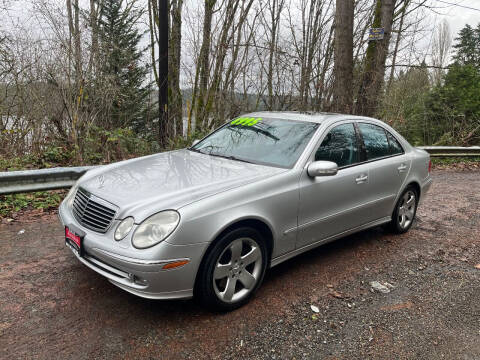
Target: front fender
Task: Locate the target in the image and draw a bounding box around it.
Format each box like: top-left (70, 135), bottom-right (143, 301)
top-left (166, 170), bottom-right (301, 259)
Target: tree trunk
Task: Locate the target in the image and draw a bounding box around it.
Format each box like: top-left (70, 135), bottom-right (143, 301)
top-left (89, 0), bottom-right (100, 73)
top-left (355, 0), bottom-right (396, 117)
top-left (158, 0), bottom-right (169, 147)
top-left (267, 0), bottom-right (284, 110)
top-left (202, 0), bottom-right (239, 125)
top-left (194, 0), bottom-right (216, 130)
top-left (169, 0), bottom-right (183, 137)
top-left (66, 0), bottom-right (83, 162)
top-left (73, 0), bottom-right (81, 86)
top-left (332, 0), bottom-right (354, 113)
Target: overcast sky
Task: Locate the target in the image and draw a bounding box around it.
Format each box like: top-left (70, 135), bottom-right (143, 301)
top-left (432, 0), bottom-right (480, 38)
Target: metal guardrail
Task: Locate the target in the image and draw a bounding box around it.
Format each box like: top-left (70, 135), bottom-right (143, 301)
top-left (0, 146), bottom-right (479, 195)
top-left (418, 146), bottom-right (480, 157)
top-left (0, 166), bottom-right (96, 195)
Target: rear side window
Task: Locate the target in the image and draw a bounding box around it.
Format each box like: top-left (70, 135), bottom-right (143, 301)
top-left (386, 131), bottom-right (404, 155)
top-left (358, 123), bottom-right (391, 160)
top-left (315, 123), bottom-right (359, 167)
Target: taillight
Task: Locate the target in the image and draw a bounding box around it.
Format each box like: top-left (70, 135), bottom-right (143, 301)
top-left (428, 159), bottom-right (432, 174)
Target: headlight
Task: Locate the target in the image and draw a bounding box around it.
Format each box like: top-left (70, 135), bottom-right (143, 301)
top-left (132, 211), bottom-right (180, 249)
top-left (114, 217), bottom-right (135, 241)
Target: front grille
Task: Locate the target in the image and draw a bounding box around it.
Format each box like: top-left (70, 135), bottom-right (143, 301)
top-left (72, 188), bottom-right (117, 233)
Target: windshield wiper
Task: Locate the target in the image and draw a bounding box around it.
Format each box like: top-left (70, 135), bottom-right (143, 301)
top-left (208, 153), bottom-right (255, 164)
top-left (187, 147), bottom-right (205, 154)
top-left (230, 125), bottom-right (280, 141)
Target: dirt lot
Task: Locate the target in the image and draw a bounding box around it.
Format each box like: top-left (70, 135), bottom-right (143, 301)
top-left (1, 169), bottom-right (479, 360)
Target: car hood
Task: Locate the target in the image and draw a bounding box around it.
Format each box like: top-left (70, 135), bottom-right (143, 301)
top-left (78, 149), bottom-right (285, 220)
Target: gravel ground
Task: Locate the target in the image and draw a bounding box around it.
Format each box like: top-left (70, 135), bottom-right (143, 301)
top-left (0, 169), bottom-right (479, 359)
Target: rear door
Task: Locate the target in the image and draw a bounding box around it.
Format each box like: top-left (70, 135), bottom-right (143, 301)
top-left (356, 122), bottom-right (410, 219)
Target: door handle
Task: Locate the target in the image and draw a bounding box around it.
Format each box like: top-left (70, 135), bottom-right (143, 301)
top-left (355, 174), bottom-right (368, 184)
top-left (397, 164), bottom-right (407, 172)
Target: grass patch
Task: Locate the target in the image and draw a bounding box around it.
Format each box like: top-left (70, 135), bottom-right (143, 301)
top-left (0, 146), bottom-right (74, 172)
top-left (431, 156), bottom-right (480, 165)
top-left (0, 190), bottom-right (66, 218)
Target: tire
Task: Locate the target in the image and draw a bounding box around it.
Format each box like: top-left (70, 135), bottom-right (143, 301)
top-left (389, 186), bottom-right (418, 234)
top-left (195, 227), bottom-right (268, 311)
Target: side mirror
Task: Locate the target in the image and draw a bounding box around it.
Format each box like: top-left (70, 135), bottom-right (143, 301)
top-left (307, 161), bottom-right (338, 177)
top-left (192, 139), bottom-right (200, 146)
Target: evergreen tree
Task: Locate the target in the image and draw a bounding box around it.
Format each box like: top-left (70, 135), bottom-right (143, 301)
top-left (452, 23), bottom-right (480, 68)
top-left (425, 64), bottom-right (480, 144)
top-left (98, 0), bottom-right (150, 130)
top-left (424, 23), bottom-right (480, 145)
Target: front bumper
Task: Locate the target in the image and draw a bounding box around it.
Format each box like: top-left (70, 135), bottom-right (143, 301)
top-left (59, 201), bottom-right (208, 299)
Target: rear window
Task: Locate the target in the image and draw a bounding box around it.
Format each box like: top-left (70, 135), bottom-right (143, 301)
top-left (386, 131), bottom-right (404, 155)
top-left (358, 123), bottom-right (391, 160)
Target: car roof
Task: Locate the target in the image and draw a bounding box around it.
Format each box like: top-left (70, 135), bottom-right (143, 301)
top-left (243, 111), bottom-right (376, 124)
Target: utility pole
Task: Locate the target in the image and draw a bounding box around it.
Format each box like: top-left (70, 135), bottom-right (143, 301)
top-left (158, 0), bottom-right (168, 147)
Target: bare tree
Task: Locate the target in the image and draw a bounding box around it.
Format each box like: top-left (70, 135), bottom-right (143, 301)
top-left (387, 0), bottom-right (409, 90)
top-left (258, 0), bottom-right (285, 110)
top-left (285, 0), bottom-right (335, 111)
top-left (431, 19), bottom-right (451, 85)
top-left (190, 0), bottom-right (217, 129)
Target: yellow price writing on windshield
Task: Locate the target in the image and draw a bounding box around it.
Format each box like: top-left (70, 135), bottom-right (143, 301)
top-left (230, 117), bottom-right (262, 126)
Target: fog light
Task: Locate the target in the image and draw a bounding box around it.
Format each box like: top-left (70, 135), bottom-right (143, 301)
top-left (115, 217), bottom-right (134, 241)
top-left (134, 277), bottom-right (148, 286)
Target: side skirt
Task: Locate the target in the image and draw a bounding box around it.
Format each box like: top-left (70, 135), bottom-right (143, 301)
top-left (270, 216), bottom-right (391, 268)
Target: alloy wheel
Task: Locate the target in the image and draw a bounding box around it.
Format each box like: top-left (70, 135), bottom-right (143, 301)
top-left (398, 190), bottom-right (416, 229)
top-left (213, 237), bottom-right (263, 303)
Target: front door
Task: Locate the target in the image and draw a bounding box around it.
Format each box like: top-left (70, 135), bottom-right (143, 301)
top-left (296, 122), bottom-right (378, 249)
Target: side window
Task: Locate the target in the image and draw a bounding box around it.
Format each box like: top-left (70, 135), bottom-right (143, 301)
top-left (315, 123), bottom-right (359, 167)
top-left (358, 123), bottom-right (391, 160)
top-left (386, 131), bottom-right (404, 155)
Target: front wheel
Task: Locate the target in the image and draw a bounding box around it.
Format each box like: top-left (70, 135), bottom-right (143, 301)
top-left (389, 187), bottom-right (418, 234)
top-left (195, 227), bottom-right (268, 311)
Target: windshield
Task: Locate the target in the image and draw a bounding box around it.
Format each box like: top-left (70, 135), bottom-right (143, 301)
top-left (190, 117), bottom-right (319, 168)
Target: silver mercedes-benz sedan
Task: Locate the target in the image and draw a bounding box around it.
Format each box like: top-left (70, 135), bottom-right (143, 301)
top-left (59, 112), bottom-right (432, 310)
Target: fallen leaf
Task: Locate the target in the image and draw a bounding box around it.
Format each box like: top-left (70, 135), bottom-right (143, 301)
top-left (329, 290), bottom-right (344, 299)
top-left (370, 281), bottom-right (391, 294)
top-left (380, 301), bottom-right (414, 311)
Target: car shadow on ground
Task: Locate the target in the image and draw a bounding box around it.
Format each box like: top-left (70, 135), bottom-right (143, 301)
top-left (107, 224), bottom-right (393, 319)
top-left (264, 225), bottom-right (389, 283)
